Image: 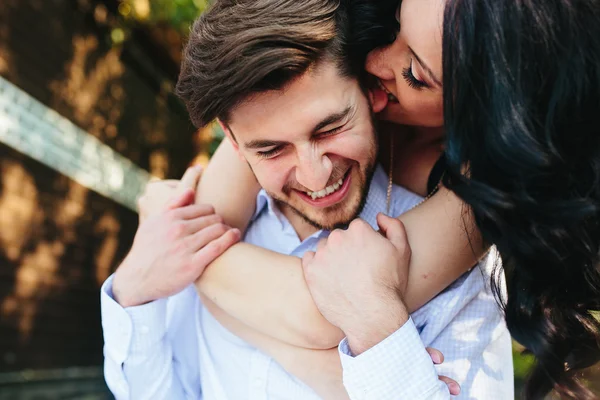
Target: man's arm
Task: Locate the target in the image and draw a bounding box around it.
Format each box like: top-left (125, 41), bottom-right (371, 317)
top-left (102, 170), bottom-right (240, 399)
top-left (337, 254), bottom-right (513, 400)
top-left (102, 278), bottom-right (199, 399)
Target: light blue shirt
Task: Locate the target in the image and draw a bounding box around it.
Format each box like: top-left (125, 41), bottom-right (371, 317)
top-left (101, 165), bottom-right (514, 399)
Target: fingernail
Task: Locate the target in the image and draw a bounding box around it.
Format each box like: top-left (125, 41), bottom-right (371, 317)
top-left (431, 353), bottom-right (442, 364)
top-left (449, 383), bottom-right (460, 395)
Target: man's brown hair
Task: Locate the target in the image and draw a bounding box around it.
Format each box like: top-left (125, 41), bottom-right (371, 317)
top-left (175, 0), bottom-right (360, 128)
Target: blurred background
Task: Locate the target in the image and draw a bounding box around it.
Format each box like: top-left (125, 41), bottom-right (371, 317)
top-left (0, 0), bottom-right (594, 399)
top-left (0, 0), bottom-right (219, 398)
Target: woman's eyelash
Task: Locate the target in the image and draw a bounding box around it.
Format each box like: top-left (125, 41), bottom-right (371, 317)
top-left (402, 62), bottom-right (428, 90)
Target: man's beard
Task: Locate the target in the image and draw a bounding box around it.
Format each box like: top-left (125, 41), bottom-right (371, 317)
top-left (274, 160), bottom-right (377, 231)
top-left (250, 109), bottom-right (380, 231)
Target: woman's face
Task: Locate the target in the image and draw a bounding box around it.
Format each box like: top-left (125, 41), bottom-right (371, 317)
top-left (366, 0), bottom-right (445, 128)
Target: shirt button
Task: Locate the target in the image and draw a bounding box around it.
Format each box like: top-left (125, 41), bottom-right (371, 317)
top-left (139, 326), bottom-right (149, 335)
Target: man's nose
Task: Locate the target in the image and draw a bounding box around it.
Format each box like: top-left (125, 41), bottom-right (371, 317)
top-left (295, 151), bottom-right (333, 192)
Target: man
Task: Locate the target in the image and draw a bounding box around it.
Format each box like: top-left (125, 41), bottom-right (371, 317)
top-left (101, 0), bottom-right (513, 399)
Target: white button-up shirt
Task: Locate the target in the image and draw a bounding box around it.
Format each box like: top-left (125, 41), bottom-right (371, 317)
top-left (101, 165), bottom-right (514, 400)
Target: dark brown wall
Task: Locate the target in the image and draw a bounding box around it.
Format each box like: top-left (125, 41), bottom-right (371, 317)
top-left (0, 143), bottom-right (137, 371)
top-left (0, 0), bottom-right (197, 372)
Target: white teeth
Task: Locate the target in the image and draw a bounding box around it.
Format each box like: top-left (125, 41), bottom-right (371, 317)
top-left (306, 176), bottom-right (346, 200)
top-left (377, 79), bottom-right (399, 102)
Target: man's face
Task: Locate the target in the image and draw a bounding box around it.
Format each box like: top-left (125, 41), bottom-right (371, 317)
top-left (225, 61), bottom-right (378, 230)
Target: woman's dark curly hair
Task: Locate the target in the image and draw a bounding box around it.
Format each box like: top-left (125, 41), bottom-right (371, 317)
top-left (441, 0), bottom-right (600, 398)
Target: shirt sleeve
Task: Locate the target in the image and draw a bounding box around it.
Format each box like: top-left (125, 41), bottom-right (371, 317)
top-left (339, 261), bottom-right (514, 400)
top-left (338, 318), bottom-right (450, 400)
top-left (101, 275), bottom-right (200, 400)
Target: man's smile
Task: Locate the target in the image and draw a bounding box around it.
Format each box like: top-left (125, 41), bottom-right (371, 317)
top-left (294, 169), bottom-right (352, 208)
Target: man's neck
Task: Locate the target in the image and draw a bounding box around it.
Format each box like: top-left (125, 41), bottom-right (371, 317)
top-left (277, 201), bottom-right (321, 242)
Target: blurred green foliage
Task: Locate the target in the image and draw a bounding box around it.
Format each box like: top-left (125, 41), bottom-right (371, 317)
top-left (513, 341), bottom-right (535, 396)
top-left (120, 0), bottom-right (210, 33)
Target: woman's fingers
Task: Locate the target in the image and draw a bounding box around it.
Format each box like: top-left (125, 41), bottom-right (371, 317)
top-left (438, 375), bottom-right (461, 396)
top-left (426, 347), bottom-right (444, 364)
top-left (425, 348), bottom-right (460, 396)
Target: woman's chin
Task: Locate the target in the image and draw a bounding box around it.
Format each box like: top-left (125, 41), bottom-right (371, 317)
top-left (378, 105), bottom-right (443, 129)
top-left (377, 106), bottom-right (410, 126)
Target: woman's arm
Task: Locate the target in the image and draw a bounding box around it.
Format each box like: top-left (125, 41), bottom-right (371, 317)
top-left (196, 155), bottom-right (484, 349)
top-left (196, 139), bottom-right (486, 348)
top-left (196, 137), bottom-right (260, 232)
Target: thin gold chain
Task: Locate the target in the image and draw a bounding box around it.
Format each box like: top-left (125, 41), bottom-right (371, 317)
top-left (385, 134), bottom-right (442, 214)
top-left (386, 135), bottom-right (394, 215)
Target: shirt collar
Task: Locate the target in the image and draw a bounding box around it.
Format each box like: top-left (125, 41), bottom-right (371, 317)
top-left (358, 164), bottom-right (393, 229)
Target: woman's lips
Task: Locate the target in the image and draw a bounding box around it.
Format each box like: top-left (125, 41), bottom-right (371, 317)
top-left (376, 79), bottom-right (399, 103)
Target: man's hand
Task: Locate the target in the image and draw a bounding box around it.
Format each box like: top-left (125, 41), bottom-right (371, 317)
top-left (137, 165), bottom-right (202, 223)
top-left (112, 168), bottom-right (241, 308)
top-left (301, 214), bottom-right (411, 355)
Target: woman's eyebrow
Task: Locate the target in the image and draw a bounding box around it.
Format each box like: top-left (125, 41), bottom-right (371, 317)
top-left (408, 46), bottom-right (443, 87)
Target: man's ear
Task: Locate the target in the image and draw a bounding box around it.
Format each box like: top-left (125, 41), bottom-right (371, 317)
top-left (217, 119), bottom-right (245, 161)
top-left (368, 86), bottom-right (388, 114)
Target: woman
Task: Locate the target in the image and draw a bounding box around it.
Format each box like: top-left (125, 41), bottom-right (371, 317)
top-left (144, 0), bottom-right (600, 398)
top-left (440, 1), bottom-right (600, 398)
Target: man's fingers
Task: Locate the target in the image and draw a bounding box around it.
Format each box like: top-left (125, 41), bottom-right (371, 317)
top-left (146, 179), bottom-right (179, 189)
top-left (172, 203), bottom-right (216, 220)
top-left (193, 228), bottom-right (241, 266)
top-left (178, 165), bottom-right (203, 192)
top-left (187, 223), bottom-right (234, 253)
top-left (426, 347), bottom-right (444, 364)
top-left (438, 375), bottom-right (461, 396)
top-left (166, 188), bottom-right (195, 210)
top-left (184, 214), bottom-right (223, 234)
top-left (315, 237), bottom-right (328, 253)
top-left (302, 251), bottom-right (315, 269)
top-left (376, 213), bottom-right (409, 252)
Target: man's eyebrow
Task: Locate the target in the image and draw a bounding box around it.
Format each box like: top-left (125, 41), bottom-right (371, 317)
top-left (312, 105), bottom-right (353, 133)
top-left (243, 105), bottom-right (353, 150)
top-left (408, 46), bottom-right (442, 87)
top-left (244, 139), bottom-right (287, 150)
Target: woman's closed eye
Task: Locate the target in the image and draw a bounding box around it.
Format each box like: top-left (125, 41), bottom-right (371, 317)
top-left (402, 60), bottom-right (429, 90)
